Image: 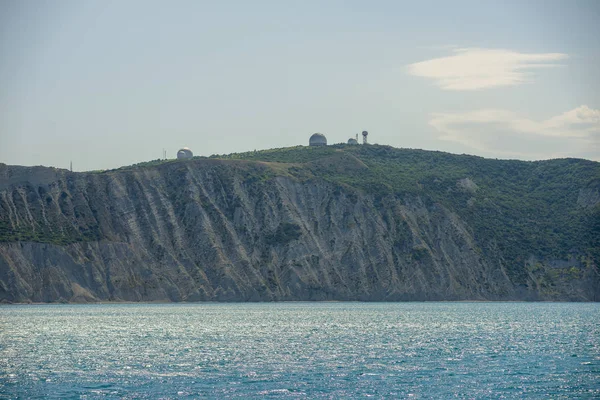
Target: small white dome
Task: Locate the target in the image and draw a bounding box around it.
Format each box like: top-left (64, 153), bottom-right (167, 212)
top-left (309, 133), bottom-right (327, 146)
top-left (177, 148), bottom-right (193, 159)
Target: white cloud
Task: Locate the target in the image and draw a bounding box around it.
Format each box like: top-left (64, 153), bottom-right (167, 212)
top-left (545, 106), bottom-right (600, 131)
top-left (407, 48), bottom-right (568, 91)
top-left (429, 105), bottom-right (600, 160)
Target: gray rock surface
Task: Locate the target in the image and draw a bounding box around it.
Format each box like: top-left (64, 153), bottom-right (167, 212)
top-left (0, 159), bottom-right (598, 302)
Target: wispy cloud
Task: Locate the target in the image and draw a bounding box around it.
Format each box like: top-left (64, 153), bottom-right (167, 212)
top-left (429, 105), bottom-right (600, 160)
top-left (407, 48), bottom-right (568, 91)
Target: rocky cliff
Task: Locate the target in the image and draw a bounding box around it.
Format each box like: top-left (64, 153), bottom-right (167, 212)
top-left (1, 145), bottom-right (598, 302)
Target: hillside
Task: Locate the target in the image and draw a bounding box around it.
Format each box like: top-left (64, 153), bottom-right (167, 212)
top-left (1, 145), bottom-right (599, 302)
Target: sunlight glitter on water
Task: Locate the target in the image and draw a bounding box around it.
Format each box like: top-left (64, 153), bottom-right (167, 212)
top-left (1, 302), bottom-right (599, 399)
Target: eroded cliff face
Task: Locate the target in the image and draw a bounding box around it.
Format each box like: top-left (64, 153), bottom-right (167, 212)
top-left (0, 159), bottom-right (598, 302)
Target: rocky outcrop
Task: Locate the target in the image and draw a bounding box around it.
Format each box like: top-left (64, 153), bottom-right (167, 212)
top-left (577, 187), bottom-right (600, 209)
top-left (0, 158), bottom-right (598, 302)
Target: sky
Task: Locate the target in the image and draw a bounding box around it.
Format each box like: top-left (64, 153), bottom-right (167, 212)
top-left (1, 0), bottom-right (599, 171)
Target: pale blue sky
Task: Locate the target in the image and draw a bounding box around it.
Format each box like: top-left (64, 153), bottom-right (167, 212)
top-left (1, 0), bottom-right (599, 170)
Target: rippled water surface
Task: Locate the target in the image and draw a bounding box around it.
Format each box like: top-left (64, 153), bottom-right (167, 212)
top-left (1, 302), bottom-right (599, 399)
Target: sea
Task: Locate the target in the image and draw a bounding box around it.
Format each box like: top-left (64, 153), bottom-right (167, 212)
top-left (0, 302), bottom-right (598, 399)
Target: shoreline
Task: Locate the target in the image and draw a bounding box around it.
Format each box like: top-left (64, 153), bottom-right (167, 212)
top-left (2, 299), bottom-right (597, 306)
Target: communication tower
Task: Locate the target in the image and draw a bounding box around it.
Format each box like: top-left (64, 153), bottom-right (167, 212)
top-left (362, 131), bottom-right (368, 145)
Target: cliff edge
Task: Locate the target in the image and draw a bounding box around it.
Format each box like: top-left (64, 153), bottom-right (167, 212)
top-left (1, 145), bottom-right (598, 302)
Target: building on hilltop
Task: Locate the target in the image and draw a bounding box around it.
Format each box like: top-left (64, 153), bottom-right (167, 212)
top-left (177, 147), bottom-right (193, 159)
top-left (347, 138), bottom-right (359, 145)
top-left (309, 133), bottom-right (327, 146)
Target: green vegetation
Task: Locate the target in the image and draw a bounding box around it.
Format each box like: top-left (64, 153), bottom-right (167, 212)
top-left (90, 158), bottom-right (177, 173)
top-left (216, 144), bottom-right (600, 278)
top-left (1, 144), bottom-right (598, 282)
top-left (0, 219), bottom-right (101, 245)
top-left (266, 222), bottom-right (303, 245)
